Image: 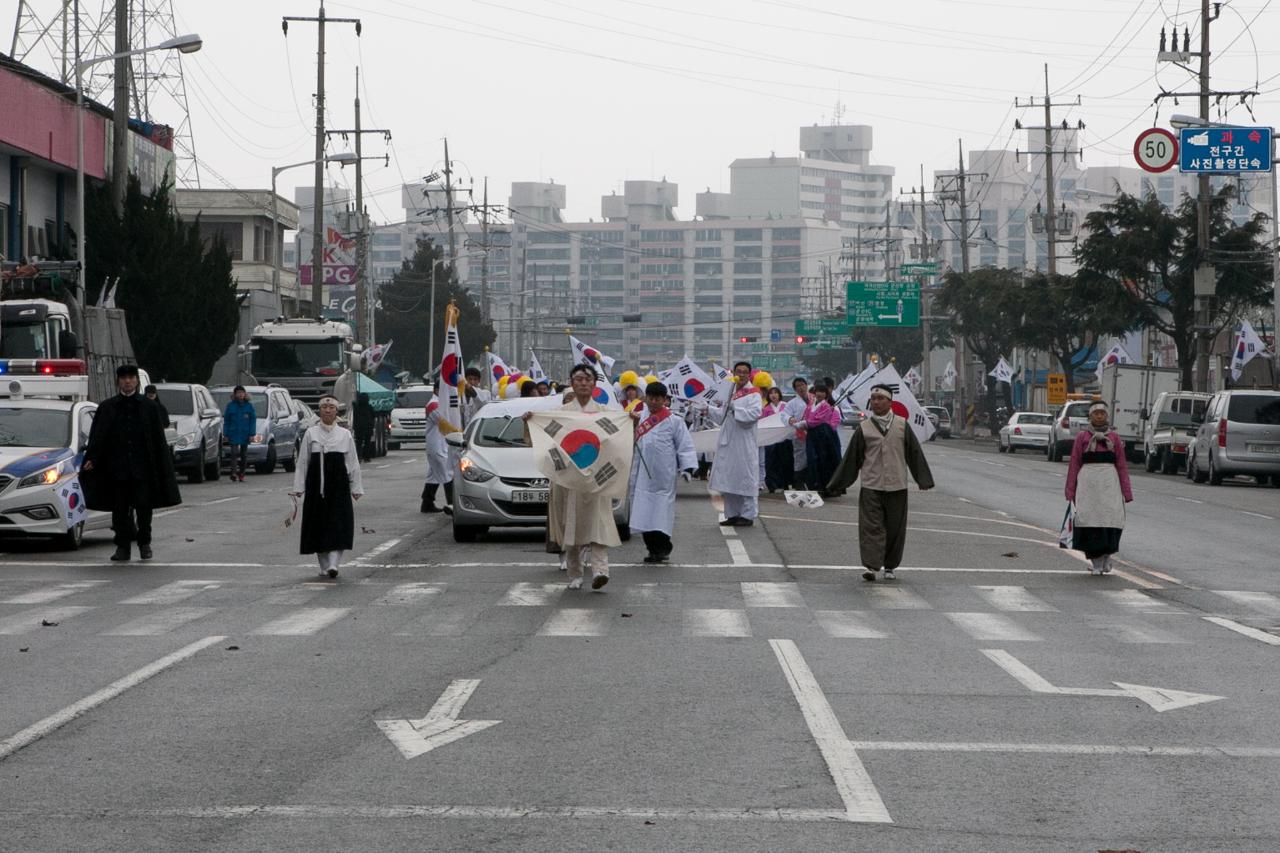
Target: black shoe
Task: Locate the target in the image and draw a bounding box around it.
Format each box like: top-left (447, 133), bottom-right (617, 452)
top-left (732, 517), bottom-right (754, 527)
top-left (327, 568), bottom-right (339, 579)
top-left (719, 516), bottom-right (740, 526)
top-left (139, 545), bottom-right (153, 560)
top-left (110, 545), bottom-right (130, 562)
top-left (861, 570), bottom-right (877, 582)
top-left (420, 503), bottom-right (441, 513)
top-left (643, 554), bottom-right (661, 564)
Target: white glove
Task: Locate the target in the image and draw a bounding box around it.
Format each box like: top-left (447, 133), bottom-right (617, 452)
top-left (680, 470), bottom-right (693, 482)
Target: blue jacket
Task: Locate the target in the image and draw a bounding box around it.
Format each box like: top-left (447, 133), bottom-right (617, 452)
top-left (222, 399), bottom-right (258, 445)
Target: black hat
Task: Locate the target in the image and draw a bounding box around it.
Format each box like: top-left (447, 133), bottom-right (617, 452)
top-left (116, 364), bottom-right (139, 378)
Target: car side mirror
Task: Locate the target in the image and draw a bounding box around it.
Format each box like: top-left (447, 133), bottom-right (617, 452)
top-left (58, 329), bottom-right (81, 358)
top-left (202, 407), bottom-right (220, 419)
top-left (445, 433), bottom-right (465, 448)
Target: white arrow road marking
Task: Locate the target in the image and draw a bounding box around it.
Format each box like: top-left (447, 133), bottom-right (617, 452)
top-left (377, 679), bottom-right (501, 760)
top-left (982, 648), bottom-right (1224, 712)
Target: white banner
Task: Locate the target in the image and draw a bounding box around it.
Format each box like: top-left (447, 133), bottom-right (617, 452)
top-left (691, 412), bottom-right (795, 455)
top-left (527, 410), bottom-right (634, 499)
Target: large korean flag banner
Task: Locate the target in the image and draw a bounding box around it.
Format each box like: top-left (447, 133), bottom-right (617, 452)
top-left (672, 356), bottom-right (716, 400)
top-left (439, 302), bottom-right (465, 427)
top-left (848, 363), bottom-right (935, 442)
top-left (59, 476), bottom-right (88, 530)
top-left (569, 334), bottom-right (616, 379)
top-left (527, 410), bottom-right (634, 499)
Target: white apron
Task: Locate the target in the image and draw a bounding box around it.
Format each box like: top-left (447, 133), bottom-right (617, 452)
top-left (1074, 464), bottom-right (1125, 529)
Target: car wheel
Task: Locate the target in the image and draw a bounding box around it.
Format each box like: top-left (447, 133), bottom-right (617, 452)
top-left (255, 443), bottom-right (277, 475)
top-left (388, 441), bottom-right (400, 451)
top-left (1192, 452), bottom-right (1209, 484)
top-left (1007, 446), bottom-right (1016, 454)
top-left (282, 443), bottom-right (297, 474)
top-left (187, 444), bottom-right (206, 484)
top-left (616, 523), bottom-right (631, 542)
top-left (56, 520), bottom-right (84, 551)
top-left (205, 440), bottom-right (220, 481)
top-left (1271, 474), bottom-right (1280, 488)
top-left (1185, 450), bottom-right (1196, 480)
top-left (1160, 450), bottom-right (1178, 475)
top-left (1207, 454), bottom-right (1223, 486)
top-left (1144, 448), bottom-right (1158, 473)
top-left (452, 524), bottom-right (481, 543)
top-left (997, 442), bottom-right (1007, 453)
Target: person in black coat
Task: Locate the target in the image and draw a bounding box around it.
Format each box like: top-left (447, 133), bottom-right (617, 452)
top-left (352, 392), bottom-right (375, 461)
top-left (82, 364), bottom-right (182, 561)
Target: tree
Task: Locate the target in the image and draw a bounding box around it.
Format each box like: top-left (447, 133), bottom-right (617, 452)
top-left (1075, 189), bottom-right (1273, 388)
top-left (375, 237), bottom-right (495, 379)
top-left (935, 267), bottom-right (1026, 418)
top-left (85, 176), bottom-right (238, 382)
top-left (1016, 272), bottom-right (1140, 392)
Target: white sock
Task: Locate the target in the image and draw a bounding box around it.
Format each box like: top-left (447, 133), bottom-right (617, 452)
top-left (317, 554), bottom-right (330, 571)
top-left (329, 550), bottom-right (344, 570)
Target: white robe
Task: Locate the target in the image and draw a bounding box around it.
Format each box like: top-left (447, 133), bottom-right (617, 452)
top-left (783, 394), bottom-right (809, 471)
top-left (293, 424), bottom-right (364, 497)
top-left (423, 399), bottom-right (453, 485)
top-left (547, 399), bottom-right (621, 548)
top-left (629, 411), bottom-right (698, 536)
top-left (709, 387), bottom-right (762, 497)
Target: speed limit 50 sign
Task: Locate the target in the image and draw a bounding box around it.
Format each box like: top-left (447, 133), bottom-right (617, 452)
top-left (1134, 127), bottom-right (1179, 173)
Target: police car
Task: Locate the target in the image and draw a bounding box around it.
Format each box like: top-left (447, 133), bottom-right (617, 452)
top-left (0, 360), bottom-right (109, 549)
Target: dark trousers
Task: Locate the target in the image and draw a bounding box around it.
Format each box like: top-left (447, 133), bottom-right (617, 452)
top-left (356, 432), bottom-right (374, 460)
top-left (421, 481), bottom-right (454, 508)
top-left (642, 530), bottom-right (672, 557)
top-left (229, 443), bottom-right (248, 475)
top-left (858, 488), bottom-right (909, 571)
top-left (805, 424), bottom-right (842, 492)
top-left (111, 482), bottom-right (153, 548)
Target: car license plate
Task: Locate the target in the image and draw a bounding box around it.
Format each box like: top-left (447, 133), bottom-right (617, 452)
top-left (1247, 444), bottom-right (1280, 454)
top-left (512, 489), bottom-right (549, 503)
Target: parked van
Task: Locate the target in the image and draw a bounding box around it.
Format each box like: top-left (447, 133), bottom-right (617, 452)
top-left (1186, 389), bottom-right (1280, 486)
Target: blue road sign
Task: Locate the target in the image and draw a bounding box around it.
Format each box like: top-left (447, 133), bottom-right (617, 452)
top-left (1179, 126), bottom-right (1273, 173)
top-left (770, 328), bottom-right (782, 343)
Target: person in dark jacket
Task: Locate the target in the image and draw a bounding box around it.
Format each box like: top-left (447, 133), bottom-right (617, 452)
top-left (144, 385), bottom-right (170, 425)
top-left (82, 364), bottom-right (181, 561)
top-left (222, 385), bottom-right (257, 482)
top-left (352, 392), bottom-right (376, 462)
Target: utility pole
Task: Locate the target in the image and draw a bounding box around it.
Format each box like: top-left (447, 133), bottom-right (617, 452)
top-left (916, 165), bottom-right (933, 404)
top-left (480, 177), bottom-right (490, 324)
top-left (283, 4), bottom-right (361, 317)
top-left (111, 0), bottom-right (127, 215)
top-left (1195, 0), bottom-right (1215, 391)
top-left (324, 71), bottom-right (389, 346)
top-left (442, 137), bottom-right (456, 265)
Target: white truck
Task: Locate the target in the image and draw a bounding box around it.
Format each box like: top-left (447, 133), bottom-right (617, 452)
top-left (1098, 363), bottom-right (1182, 461)
top-left (1140, 391), bottom-right (1211, 475)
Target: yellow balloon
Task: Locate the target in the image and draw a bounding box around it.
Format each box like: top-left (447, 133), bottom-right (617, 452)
top-left (497, 376), bottom-right (509, 395)
top-left (753, 370), bottom-right (774, 389)
top-left (618, 369), bottom-right (640, 389)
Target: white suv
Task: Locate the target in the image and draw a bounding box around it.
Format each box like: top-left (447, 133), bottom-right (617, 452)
top-left (1046, 400), bottom-right (1093, 462)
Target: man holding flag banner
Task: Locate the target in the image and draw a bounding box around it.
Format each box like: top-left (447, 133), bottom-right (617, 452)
top-left (525, 364), bottom-right (632, 591)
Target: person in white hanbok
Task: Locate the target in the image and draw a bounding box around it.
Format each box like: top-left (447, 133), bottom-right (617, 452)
top-left (629, 381), bottom-right (698, 563)
top-left (419, 391), bottom-right (455, 513)
top-left (783, 376), bottom-right (811, 488)
top-left (710, 361), bottom-right (763, 526)
top-left (292, 397), bottom-right (364, 578)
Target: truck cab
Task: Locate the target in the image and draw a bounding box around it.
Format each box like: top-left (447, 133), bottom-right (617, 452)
top-left (246, 318), bottom-right (360, 409)
top-left (0, 299), bottom-right (79, 360)
top-left (1141, 391), bottom-right (1210, 475)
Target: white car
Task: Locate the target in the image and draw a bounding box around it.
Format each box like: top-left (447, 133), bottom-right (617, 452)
top-left (0, 395), bottom-right (108, 549)
top-left (387, 384), bottom-right (434, 449)
top-left (445, 397), bottom-right (631, 543)
top-left (998, 412), bottom-right (1054, 453)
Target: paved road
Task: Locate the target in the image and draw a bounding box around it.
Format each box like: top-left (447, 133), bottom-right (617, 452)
top-left (2, 440), bottom-right (1278, 851)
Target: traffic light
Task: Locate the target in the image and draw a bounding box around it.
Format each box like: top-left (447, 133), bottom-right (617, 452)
top-left (739, 335), bottom-right (757, 343)
top-left (795, 335), bottom-right (807, 344)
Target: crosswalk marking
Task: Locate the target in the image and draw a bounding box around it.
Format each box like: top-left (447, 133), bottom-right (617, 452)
top-left (863, 586), bottom-right (931, 609)
top-left (946, 612), bottom-right (1041, 642)
top-left (972, 586), bottom-right (1057, 612)
top-left (741, 582), bottom-right (804, 608)
top-left (1087, 617), bottom-right (1189, 645)
top-left (103, 607), bottom-right (216, 636)
top-left (814, 611), bottom-right (890, 639)
top-left (498, 583), bottom-right (564, 607)
top-left (121, 581), bottom-right (221, 606)
top-left (1, 582), bottom-right (107, 605)
top-left (0, 606), bottom-right (94, 635)
top-left (684, 609), bottom-right (751, 637)
top-left (537, 608), bottom-right (608, 636)
top-left (1213, 591), bottom-right (1280, 618)
top-left (250, 608), bottom-right (350, 636)
top-left (373, 583), bottom-right (447, 606)
top-left (262, 585), bottom-right (334, 605)
top-left (1097, 589), bottom-right (1173, 613)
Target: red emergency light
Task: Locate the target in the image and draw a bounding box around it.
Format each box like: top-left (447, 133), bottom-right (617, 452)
top-left (0, 358), bottom-right (87, 376)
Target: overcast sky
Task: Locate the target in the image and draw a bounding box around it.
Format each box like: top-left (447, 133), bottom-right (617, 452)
top-left (8, 0), bottom-right (1279, 224)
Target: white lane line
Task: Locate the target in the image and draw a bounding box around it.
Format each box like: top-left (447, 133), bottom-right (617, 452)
top-left (1, 581), bottom-right (107, 605)
top-left (373, 583), bottom-right (447, 606)
top-left (1213, 590), bottom-right (1280, 618)
top-left (356, 537), bottom-right (403, 564)
top-left (718, 524), bottom-right (737, 538)
top-left (55, 805), bottom-right (852, 822)
top-left (684, 609), bottom-right (752, 637)
top-left (199, 497), bottom-right (240, 506)
top-left (1109, 568), bottom-right (1163, 590)
top-left (375, 464), bottom-right (392, 469)
top-left (1174, 496), bottom-right (1204, 504)
top-left (0, 635), bottom-right (225, 761)
top-left (0, 606), bottom-right (94, 635)
top-left (864, 586), bottom-right (931, 610)
top-left (1088, 618), bottom-right (1189, 645)
top-left (849, 741), bottom-right (1280, 758)
top-left (152, 508), bottom-right (187, 518)
top-left (791, 564), bottom-right (1084, 576)
top-left (1098, 589), bottom-right (1174, 612)
top-left (121, 580), bottom-right (221, 605)
top-left (769, 639), bottom-right (892, 823)
top-left (756, 514), bottom-right (1063, 549)
top-left (957, 497), bottom-right (973, 503)
top-left (741, 582), bottom-right (804, 608)
top-left (537, 608), bottom-right (608, 637)
top-left (814, 611), bottom-right (890, 639)
top-left (1203, 616), bottom-right (1280, 646)
top-left (1241, 510), bottom-right (1275, 520)
top-left (946, 612), bottom-right (1041, 642)
top-left (262, 585), bottom-right (332, 605)
top-left (103, 607), bottom-right (217, 636)
top-left (972, 585), bottom-right (1057, 612)
top-left (725, 539), bottom-right (752, 567)
top-left (497, 583), bottom-right (563, 606)
top-left (250, 608), bottom-right (350, 636)
top-left (400, 459), bottom-right (415, 465)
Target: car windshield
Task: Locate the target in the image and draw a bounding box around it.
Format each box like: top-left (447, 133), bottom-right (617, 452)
top-left (250, 339), bottom-right (345, 377)
top-left (156, 388), bottom-right (194, 416)
top-left (1227, 394), bottom-right (1280, 425)
top-left (473, 416), bottom-right (531, 448)
top-left (1017, 414), bottom-right (1053, 425)
top-left (210, 390), bottom-right (268, 418)
top-left (0, 407), bottom-right (71, 447)
top-left (0, 321), bottom-right (48, 358)
top-left (1158, 397), bottom-right (1207, 428)
top-left (396, 390), bottom-right (432, 408)
top-left (1065, 402), bottom-right (1091, 418)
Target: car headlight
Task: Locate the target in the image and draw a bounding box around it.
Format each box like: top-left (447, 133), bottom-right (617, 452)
top-left (176, 431), bottom-right (199, 449)
top-left (18, 458), bottom-right (75, 489)
top-left (458, 457), bottom-right (494, 482)
top-left (251, 434), bottom-right (265, 444)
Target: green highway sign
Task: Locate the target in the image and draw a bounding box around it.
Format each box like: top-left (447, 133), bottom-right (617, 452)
top-left (795, 318), bottom-right (852, 337)
top-left (847, 280), bottom-right (921, 327)
top-left (900, 262), bottom-right (939, 276)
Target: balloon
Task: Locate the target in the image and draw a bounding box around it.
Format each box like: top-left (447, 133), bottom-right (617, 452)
top-left (753, 370), bottom-right (774, 389)
top-left (618, 369), bottom-right (640, 389)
